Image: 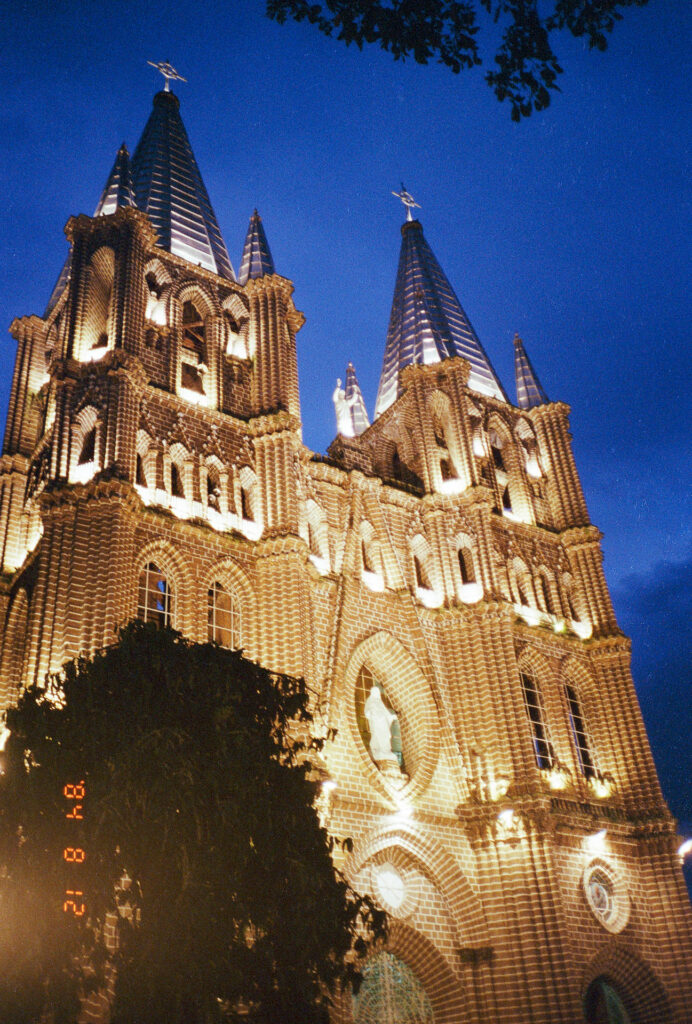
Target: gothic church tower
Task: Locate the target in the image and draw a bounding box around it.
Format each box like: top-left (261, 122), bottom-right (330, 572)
top-left (1, 82), bottom-right (690, 1024)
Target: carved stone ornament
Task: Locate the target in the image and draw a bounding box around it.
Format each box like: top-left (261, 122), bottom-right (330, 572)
top-left (138, 398), bottom-right (158, 441)
top-left (165, 411), bottom-right (195, 453)
top-left (237, 436), bottom-right (254, 469)
top-left (203, 423), bottom-right (225, 463)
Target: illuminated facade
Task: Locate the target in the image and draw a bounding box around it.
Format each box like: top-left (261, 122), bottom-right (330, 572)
top-left (1, 85), bottom-right (691, 1023)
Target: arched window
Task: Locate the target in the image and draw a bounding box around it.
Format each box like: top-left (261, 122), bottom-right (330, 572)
top-left (78, 427), bottom-right (96, 466)
top-left (81, 247), bottom-right (114, 357)
top-left (207, 581), bottom-right (241, 649)
top-left (138, 562), bottom-right (173, 627)
top-left (170, 462), bottom-right (185, 499)
top-left (490, 434), bottom-right (506, 471)
top-left (565, 683), bottom-right (596, 778)
top-left (207, 471), bottom-right (220, 511)
top-left (413, 553), bottom-right (432, 590)
top-left (502, 485), bottom-right (513, 512)
top-left (362, 538), bottom-right (376, 574)
top-left (520, 671), bottom-right (555, 770)
top-left (180, 301), bottom-right (206, 394)
top-left (536, 575), bottom-right (554, 614)
top-left (136, 453), bottom-right (147, 487)
top-left (566, 588), bottom-right (581, 622)
top-left (458, 546), bottom-right (475, 585)
top-left (240, 484), bottom-right (253, 521)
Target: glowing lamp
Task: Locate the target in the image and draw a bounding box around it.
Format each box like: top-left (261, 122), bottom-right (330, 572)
top-left (678, 838), bottom-right (692, 863)
top-left (547, 766), bottom-right (569, 791)
top-left (585, 828), bottom-right (607, 852)
top-left (460, 582), bottom-right (483, 605)
top-left (498, 808), bottom-right (514, 829)
top-left (439, 477), bottom-right (466, 495)
top-left (362, 570), bottom-right (385, 593)
top-left (415, 586), bottom-right (443, 609)
top-left (309, 554), bottom-right (330, 575)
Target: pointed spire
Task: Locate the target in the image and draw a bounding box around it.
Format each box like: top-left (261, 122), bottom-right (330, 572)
top-left (48, 142), bottom-right (136, 314)
top-left (131, 90), bottom-right (234, 279)
top-left (94, 143), bottom-right (136, 216)
top-left (345, 362), bottom-right (370, 436)
top-left (375, 217), bottom-right (506, 418)
top-left (238, 210), bottom-right (275, 285)
top-left (514, 334), bottom-right (549, 409)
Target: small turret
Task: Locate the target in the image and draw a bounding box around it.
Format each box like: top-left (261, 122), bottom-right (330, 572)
top-left (513, 333), bottom-right (549, 409)
top-left (238, 210), bottom-right (276, 285)
top-left (93, 143), bottom-right (136, 216)
top-left (345, 362), bottom-right (370, 436)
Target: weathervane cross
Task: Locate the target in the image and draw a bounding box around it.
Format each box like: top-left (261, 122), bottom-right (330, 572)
top-left (392, 183), bottom-right (421, 221)
top-left (147, 60), bottom-right (187, 92)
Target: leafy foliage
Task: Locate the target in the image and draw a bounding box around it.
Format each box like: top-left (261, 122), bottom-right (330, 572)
top-left (266, 0), bottom-right (650, 119)
top-left (0, 622), bottom-right (385, 1024)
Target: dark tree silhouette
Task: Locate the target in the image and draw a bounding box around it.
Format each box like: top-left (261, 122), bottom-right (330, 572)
top-left (0, 622), bottom-right (385, 1024)
top-left (266, 0), bottom-right (649, 119)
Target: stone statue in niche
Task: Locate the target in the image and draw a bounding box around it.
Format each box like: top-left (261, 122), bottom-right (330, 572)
top-left (332, 379), bottom-right (356, 437)
top-left (364, 686), bottom-right (405, 780)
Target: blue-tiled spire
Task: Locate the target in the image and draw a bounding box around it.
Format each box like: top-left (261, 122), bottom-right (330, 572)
top-left (375, 218), bottom-right (506, 418)
top-left (514, 333), bottom-right (549, 409)
top-left (131, 90), bottom-right (234, 280)
top-left (345, 362), bottom-right (370, 436)
top-left (94, 143), bottom-right (136, 216)
top-left (238, 210), bottom-right (275, 285)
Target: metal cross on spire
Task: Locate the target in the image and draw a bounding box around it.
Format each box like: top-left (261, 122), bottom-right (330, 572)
top-left (147, 60), bottom-right (187, 92)
top-left (392, 183), bottom-right (421, 222)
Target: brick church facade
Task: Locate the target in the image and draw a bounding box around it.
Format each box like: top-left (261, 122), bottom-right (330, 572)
top-left (1, 79), bottom-right (690, 1022)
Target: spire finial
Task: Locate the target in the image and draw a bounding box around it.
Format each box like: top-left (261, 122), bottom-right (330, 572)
top-left (147, 60), bottom-right (187, 92)
top-left (392, 183), bottom-right (421, 222)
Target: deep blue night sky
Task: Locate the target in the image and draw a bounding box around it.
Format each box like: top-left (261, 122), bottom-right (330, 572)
top-left (1, 2), bottom-right (690, 881)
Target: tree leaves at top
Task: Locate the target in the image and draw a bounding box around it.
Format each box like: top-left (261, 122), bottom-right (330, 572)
top-left (266, 0), bottom-right (650, 119)
top-left (0, 621), bottom-right (386, 1024)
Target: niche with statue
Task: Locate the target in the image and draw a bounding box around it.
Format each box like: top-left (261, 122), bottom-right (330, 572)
top-left (355, 666), bottom-right (409, 783)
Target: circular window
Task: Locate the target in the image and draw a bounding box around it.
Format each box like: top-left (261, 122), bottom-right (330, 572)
top-left (375, 865), bottom-right (406, 909)
top-left (583, 861), bottom-right (629, 933)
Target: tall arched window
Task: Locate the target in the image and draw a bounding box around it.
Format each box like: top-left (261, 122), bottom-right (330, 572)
top-left (520, 671), bottom-right (555, 770)
top-left (207, 581), bottom-right (241, 649)
top-left (170, 462), bottom-right (185, 499)
top-left (536, 575), bottom-right (554, 614)
top-left (362, 538), bottom-right (376, 574)
top-left (78, 427), bottom-right (96, 466)
top-left (565, 683), bottom-right (596, 778)
top-left (181, 301), bottom-right (206, 394)
top-left (413, 553), bottom-right (432, 590)
top-left (138, 562), bottom-right (173, 627)
top-left (458, 546), bottom-right (475, 585)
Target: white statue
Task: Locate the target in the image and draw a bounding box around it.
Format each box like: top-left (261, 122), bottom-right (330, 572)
top-left (364, 686), bottom-right (398, 762)
top-left (332, 378), bottom-right (356, 437)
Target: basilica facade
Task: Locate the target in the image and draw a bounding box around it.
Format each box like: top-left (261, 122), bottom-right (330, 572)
top-left (1, 81), bottom-right (690, 1023)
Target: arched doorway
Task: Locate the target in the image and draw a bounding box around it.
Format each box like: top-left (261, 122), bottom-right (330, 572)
top-left (584, 977), bottom-right (632, 1024)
